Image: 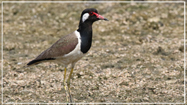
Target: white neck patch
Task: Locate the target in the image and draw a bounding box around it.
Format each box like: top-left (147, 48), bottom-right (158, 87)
top-left (82, 13), bottom-right (89, 22)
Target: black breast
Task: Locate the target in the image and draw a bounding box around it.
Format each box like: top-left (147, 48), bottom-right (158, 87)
top-left (79, 30), bottom-right (92, 53)
top-left (77, 21), bottom-right (93, 54)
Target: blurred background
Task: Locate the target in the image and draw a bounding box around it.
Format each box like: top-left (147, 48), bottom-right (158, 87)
top-left (1, 1), bottom-right (185, 103)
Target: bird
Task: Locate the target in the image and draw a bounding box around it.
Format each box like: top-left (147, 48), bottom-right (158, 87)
top-left (27, 8), bottom-right (108, 102)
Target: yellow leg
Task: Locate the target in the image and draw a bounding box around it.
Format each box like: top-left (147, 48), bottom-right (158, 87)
top-left (67, 67), bottom-right (74, 103)
top-left (63, 67), bottom-right (69, 102)
top-left (63, 67), bottom-right (67, 88)
top-left (67, 67), bottom-right (74, 87)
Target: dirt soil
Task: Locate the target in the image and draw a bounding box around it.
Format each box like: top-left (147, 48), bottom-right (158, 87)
top-left (1, 1), bottom-right (185, 104)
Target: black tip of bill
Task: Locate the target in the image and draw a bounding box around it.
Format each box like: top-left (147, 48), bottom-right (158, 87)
top-left (104, 18), bottom-right (109, 21)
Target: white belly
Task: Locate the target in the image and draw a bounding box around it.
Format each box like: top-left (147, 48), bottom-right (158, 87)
top-left (59, 50), bottom-right (84, 65)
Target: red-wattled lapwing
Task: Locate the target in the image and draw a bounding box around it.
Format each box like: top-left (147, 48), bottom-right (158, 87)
top-left (27, 8), bottom-right (108, 102)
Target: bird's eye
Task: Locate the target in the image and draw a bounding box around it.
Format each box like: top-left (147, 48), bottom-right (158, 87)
top-left (89, 12), bottom-right (94, 16)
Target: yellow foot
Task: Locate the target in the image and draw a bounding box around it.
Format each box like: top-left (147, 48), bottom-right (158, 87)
top-left (68, 89), bottom-right (72, 103)
top-left (67, 80), bottom-right (73, 103)
top-left (62, 82), bottom-right (69, 102)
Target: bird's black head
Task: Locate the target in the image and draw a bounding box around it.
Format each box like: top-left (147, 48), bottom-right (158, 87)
top-left (79, 8), bottom-right (108, 24)
top-left (77, 8), bottom-right (108, 53)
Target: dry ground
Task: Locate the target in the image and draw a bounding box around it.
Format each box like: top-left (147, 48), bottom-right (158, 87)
top-left (1, 1), bottom-right (185, 104)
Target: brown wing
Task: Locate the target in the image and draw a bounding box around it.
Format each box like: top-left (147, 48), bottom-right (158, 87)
top-left (27, 31), bottom-right (78, 65)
